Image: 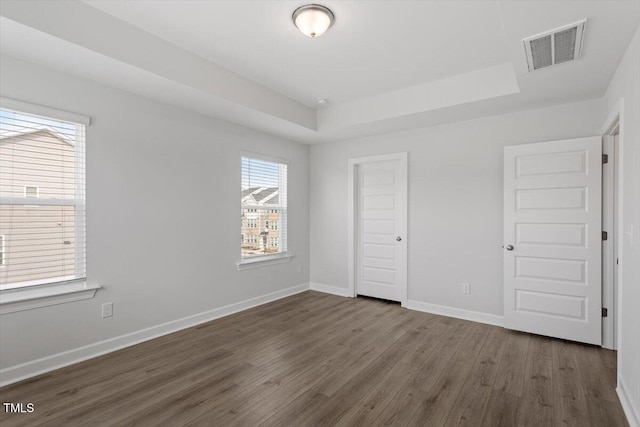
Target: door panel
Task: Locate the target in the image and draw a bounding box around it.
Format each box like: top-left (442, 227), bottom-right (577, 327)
top-left (516, 258), bottom-right (586, 284)
top-left (516, 291), bottom-right (586, 319)
top-left (516, 187), bottom-right (586, 209)
top-left (504, 137), bottom-right (602, 345)
top-left (515, 223), bottom-right (586, 246)
top-left (357, 160), bottom-right (406, 302)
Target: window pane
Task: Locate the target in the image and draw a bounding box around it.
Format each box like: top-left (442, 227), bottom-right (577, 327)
top-left (241, 156), bottom-right (287, 259)
top-left (0, 108), bottom-right (86, 289)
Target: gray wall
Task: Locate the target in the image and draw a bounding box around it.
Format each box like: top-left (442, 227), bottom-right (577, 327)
top-left (310, 98), bottom-right (603, 316)
top-left (0, 56), bottom-right (310, 369)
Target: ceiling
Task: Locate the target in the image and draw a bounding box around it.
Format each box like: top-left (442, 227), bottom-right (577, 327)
top-left (84, 1), bottom-right (510, 107)
top-left (1, 1), bottom-right (638, 144)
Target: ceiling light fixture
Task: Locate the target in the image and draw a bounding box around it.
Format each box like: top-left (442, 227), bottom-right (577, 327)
top-left (292, 4), bottom-right (334, 38)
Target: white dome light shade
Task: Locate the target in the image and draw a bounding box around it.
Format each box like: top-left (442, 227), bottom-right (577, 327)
top-left (292, 4), bottom-right (334, 38)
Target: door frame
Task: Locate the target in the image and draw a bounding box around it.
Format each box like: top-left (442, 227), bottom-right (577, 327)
top-left (601, 99), bottom-right (624, 350)
top-left (348, 152), bottom-right (408, 307)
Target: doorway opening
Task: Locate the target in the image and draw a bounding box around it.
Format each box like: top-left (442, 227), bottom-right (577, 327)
top-left (348, 152), bottom-right (408, 307)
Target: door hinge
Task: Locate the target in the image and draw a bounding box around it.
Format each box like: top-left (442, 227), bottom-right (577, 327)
top-left (602, 307), bottom-right (608, 317)
top-left (603, 154), bottom-right (609, 164)
top-left (602, 231), bottom-right (608, 240)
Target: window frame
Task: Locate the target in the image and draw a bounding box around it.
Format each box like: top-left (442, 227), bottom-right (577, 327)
top-left (0, 97), bottom-right (99, 314)
top-left (237, 151), bottom-right (292, 271)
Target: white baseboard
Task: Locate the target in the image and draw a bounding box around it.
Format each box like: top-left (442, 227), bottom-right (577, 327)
top-left (0, 283), bottom-right (310, 387)
top-left (618, 375), bottom-right (640, 427)
top-left (309, 282), bottom-right (353, 298)
top-left (407, 300), bottom-right (504, 327)
top-left (309, 284), bottom-right (503, 328)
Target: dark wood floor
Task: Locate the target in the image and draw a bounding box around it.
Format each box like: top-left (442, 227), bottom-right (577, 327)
top-left (0, 291), bottom-right (628, 426)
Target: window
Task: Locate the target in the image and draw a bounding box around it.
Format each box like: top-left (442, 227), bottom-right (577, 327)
top-left (243, 234), bottom-right (259, 245)
top-left (24, 186), bottom-right (39, 198)
top-left (241, 155), bottom-right (287, 259)
top-left (0, 105), bottom-right (86, 290)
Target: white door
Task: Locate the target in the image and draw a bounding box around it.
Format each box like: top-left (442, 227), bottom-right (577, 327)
top-left (354, 155), bottom-right (407, 303)
top-left (503, 137), bottom-right (602, 345)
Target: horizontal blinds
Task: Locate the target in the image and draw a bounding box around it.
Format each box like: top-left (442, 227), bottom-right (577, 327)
top-left (241, 156), bottom-right (287, 259)
top-left (0, 107), bottom-right (86, 289)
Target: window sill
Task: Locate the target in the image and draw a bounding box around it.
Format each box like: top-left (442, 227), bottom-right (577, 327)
top-left (236, 254), bottom-right (293, 271)
top-left (0, 281), bottom-right (101, 315)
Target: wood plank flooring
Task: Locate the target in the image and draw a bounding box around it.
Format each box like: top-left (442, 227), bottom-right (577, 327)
top-left (0, 291), bottom-right (628, 426)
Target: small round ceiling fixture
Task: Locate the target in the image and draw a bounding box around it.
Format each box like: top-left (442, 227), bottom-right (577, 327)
top-left (292, 4), bottom-right (334, 38)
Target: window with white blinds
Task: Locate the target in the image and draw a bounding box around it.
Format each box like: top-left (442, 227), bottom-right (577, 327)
top-left (241, 155), bottom-right (287, 259)
top-left (0, 104), bottom-right (86, 290)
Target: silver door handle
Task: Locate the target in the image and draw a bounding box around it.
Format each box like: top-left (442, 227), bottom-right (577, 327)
top-left (505, 245), bottom-right (514, 251)
top-left (396, 236), bottom-right (402, 241)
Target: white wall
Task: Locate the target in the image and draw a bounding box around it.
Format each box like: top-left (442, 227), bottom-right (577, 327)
top-left (310, 98), bottom-right (603, 317)
top-left (603, 26), bottom-right (640, 426)
top-left (0, 57), bottom-right (310, 373)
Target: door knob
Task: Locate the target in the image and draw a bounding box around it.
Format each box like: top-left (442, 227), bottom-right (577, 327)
top-left (505, 245), bottom-right (514, 251)
top-left (396, 236), bottom-right (402, 241)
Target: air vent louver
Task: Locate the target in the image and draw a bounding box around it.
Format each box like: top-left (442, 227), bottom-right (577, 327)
top-left (524, 20), bottom-right (586, 72)
top-left (530, 35), bottom-right (552, 70)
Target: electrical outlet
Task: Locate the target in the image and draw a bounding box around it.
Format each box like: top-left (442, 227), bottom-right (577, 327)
top-left (462, 283), bottom-right (470, 295)
top-left (102, 302), bottom-right (113, 318)
top-left (298, 264), bottom-right (303, 273)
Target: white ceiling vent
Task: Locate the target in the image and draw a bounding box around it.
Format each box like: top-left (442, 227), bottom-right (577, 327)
top-left (523, 20), bottom-right (586, 72)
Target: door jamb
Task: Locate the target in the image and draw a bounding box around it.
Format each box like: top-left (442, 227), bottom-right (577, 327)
top-left (601, 98), bottom-right (624, 350)
top-left (602, 133), bottom-right (617, 350)
top-left (348, 152), bottom-right (408, 307)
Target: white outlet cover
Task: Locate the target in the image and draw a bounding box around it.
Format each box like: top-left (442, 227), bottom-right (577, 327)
top-left (102, 302), bottom-right (113, 318)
